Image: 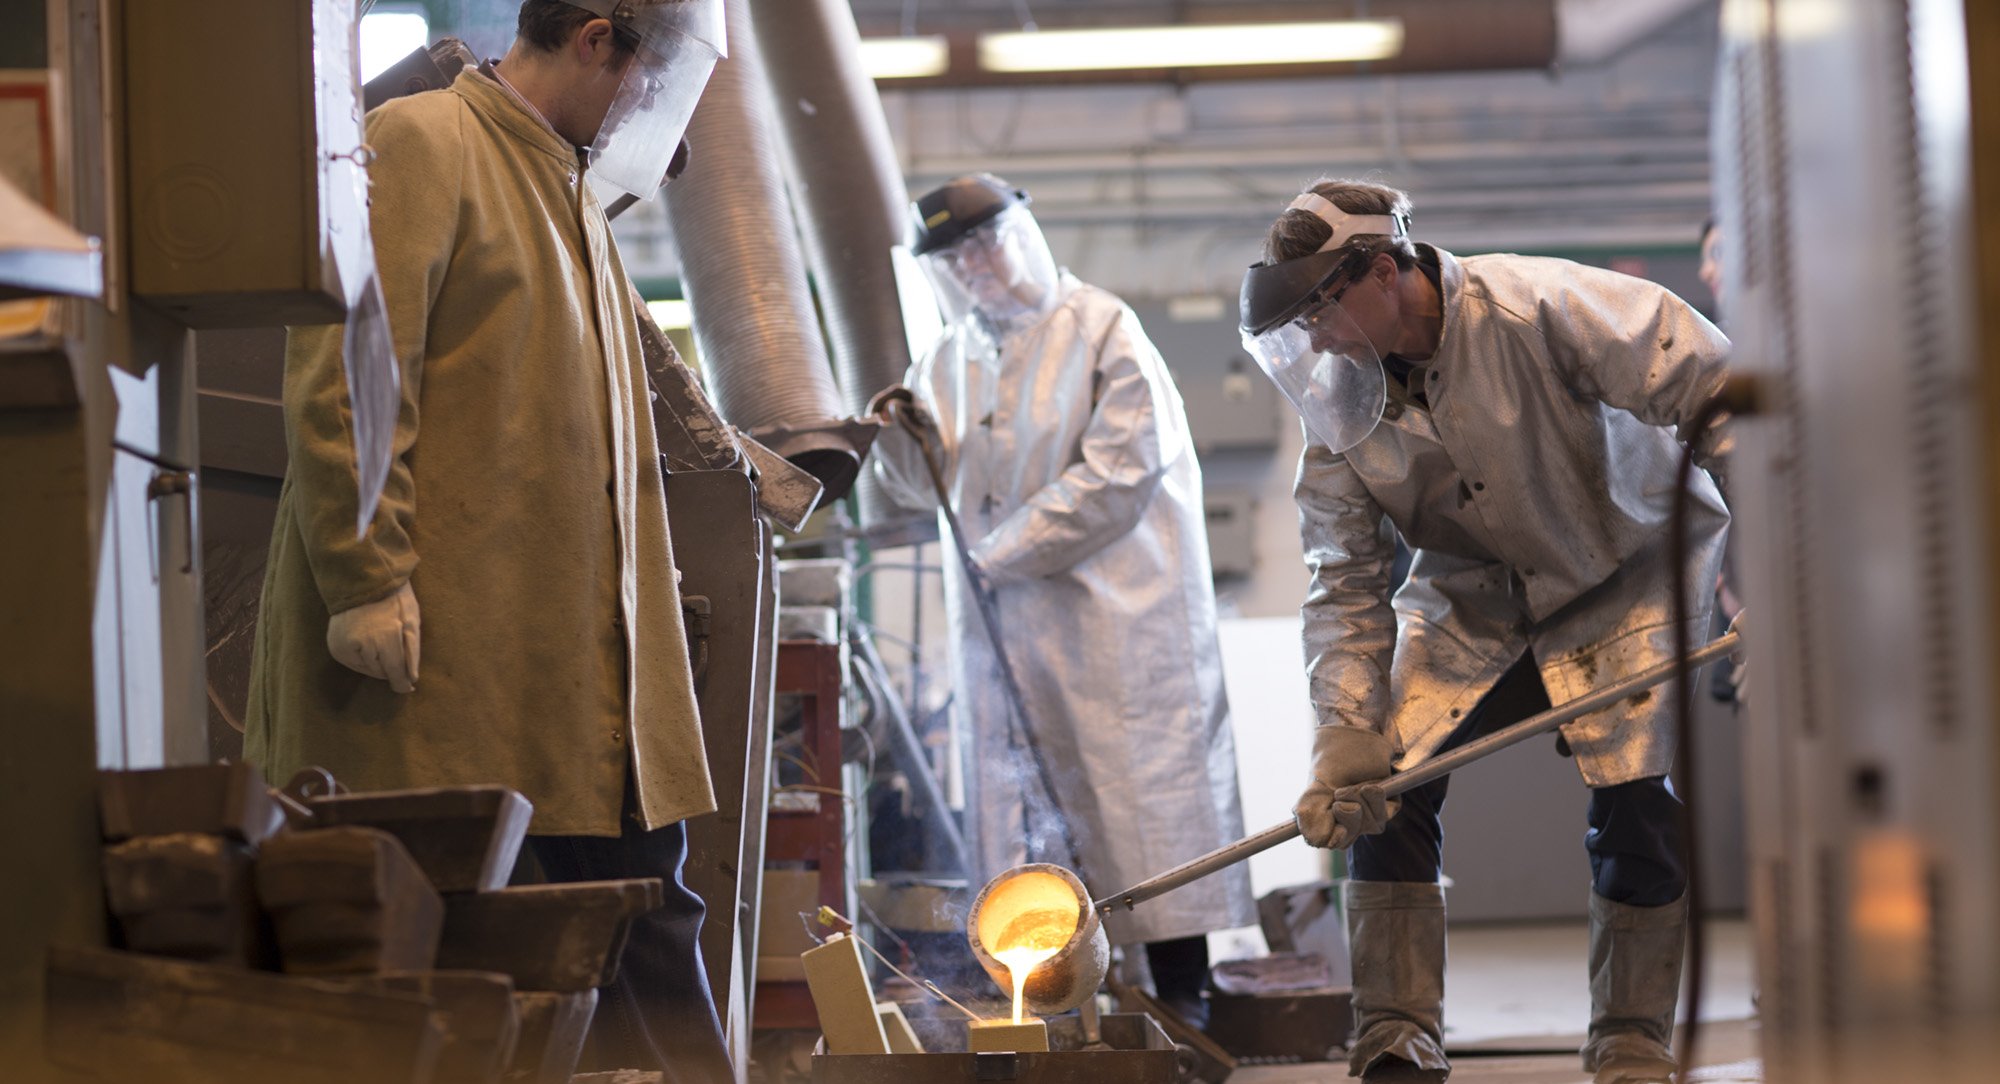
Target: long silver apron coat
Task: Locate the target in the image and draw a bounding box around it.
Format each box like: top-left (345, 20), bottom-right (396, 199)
top-left (1296, 247), bottom-right (1730, 787)
top-left (875, 274), bottom-right (1255, 944)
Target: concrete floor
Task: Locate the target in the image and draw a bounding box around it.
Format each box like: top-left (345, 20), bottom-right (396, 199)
top-left (1236, 919), bottom-right (1761, 1083)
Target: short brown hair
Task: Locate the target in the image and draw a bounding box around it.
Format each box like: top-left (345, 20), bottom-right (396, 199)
top-left (516, 0), bottom-right (640, 54)
top-left (1264, 178), bottom-right (1417, 269)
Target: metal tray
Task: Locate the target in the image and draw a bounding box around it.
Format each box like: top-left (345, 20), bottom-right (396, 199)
top-left (811, 1012), bottom-right (1182, 1084)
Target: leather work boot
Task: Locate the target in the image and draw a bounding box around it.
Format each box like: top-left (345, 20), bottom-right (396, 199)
top-left (1345, 880), bottom-right (1450, 1083)
top-left (1581, 891), bottom-right (1688, 1084)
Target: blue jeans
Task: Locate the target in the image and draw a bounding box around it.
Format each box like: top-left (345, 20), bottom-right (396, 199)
top-left (528, 816), bottom-right (734, 1082)
top-left (1349, 651), bottom-right (1687, 907)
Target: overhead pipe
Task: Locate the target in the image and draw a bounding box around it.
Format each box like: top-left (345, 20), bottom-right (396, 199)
top-left (1557, 0), bottom-right (1715, 67)
top-left (663, 0), bottom-right (862, 501)
top-left (900, 137), bottom-right (1713, 183)
top-left (751, 0), bottom-right (923, 531)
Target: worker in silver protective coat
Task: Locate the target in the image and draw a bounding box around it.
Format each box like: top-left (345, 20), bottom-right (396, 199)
top-left (871, 175), bottom-right (1254, 1021)
top-left (1240, 179), bottom-right (1728, 1084)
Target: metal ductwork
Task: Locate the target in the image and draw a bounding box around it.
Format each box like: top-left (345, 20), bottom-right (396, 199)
top-left (751, 0), bottom-right (921, 530)
top-left (663, 0), bottom-right (861, 501)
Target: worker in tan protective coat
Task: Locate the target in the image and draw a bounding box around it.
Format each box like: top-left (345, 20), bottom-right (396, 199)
top-left (246, 2), bottom-right (730, 1078)
top-left (1239, 179), bottom-right (1729, 1084)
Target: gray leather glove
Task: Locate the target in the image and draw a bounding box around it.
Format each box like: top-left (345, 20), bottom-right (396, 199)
top-left (1294, 724), bottom-right (1400, 849)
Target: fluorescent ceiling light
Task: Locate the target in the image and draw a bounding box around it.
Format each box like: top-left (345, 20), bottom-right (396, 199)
top-left (978, 20), bottom-right (1404, 73)
top-left (859, 36), bottom-right (951, 80)
top-left (358, 10), bottom-right (431, 83)
top-left (647, 299), bottom-right (693, 330)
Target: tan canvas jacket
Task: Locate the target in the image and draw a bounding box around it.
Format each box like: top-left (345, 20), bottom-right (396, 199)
top-left (246, 70), bottom-right (714, 836)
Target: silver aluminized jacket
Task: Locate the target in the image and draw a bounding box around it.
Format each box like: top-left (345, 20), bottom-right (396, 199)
top-left (1296, 247), bottom-right (1730, 787)
top-left (875, 274), bottom-right (1255, 943)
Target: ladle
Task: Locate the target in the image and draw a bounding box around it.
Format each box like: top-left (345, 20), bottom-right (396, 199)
top-left (965, 864), bottom-right (1110, 1016)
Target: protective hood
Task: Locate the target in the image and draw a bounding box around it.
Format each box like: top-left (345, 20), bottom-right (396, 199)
top-left (572, 0), bottom-right (727, 200)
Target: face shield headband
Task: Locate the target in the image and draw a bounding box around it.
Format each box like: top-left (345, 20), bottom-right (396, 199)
top-left (570, 0), bottom-right (728, 201)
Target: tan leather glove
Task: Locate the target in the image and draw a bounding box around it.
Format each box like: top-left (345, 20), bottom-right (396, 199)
top-left (326, 582), bottom-right (421, 694)
top-left (1294, 724), bottom-right (1400, 849)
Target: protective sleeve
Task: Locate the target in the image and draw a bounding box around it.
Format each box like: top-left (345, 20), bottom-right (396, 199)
top-left (1295, 436), bottom-right (1399, 734)
top-left (1535, 264), bottom-right (1734, 466)
top-left (968, 309), bottom-right (1170, 582)
top-left (868, 345), bottom-right (953, 512)
top-left (282, 100), bottom-right (462, 615)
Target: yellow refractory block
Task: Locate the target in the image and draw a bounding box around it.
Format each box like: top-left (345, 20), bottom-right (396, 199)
top-left (801, 934), bottom-right (891, 1054)
top-left (967, 1018), bottom-right (1050, 1053)
top-left (875, 1002), bottom-right (925, 1054)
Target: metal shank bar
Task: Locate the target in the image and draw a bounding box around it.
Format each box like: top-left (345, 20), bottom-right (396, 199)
top-left (1096, 631), bottom-right (1740, 912)
top-left (893, 407), bottom-right (1084, 868)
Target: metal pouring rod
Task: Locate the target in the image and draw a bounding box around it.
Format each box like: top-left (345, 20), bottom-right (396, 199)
top-left (894, 406), bottom-right (1086, 869)
top-left (1095, 630), bottom-right (1741, 913)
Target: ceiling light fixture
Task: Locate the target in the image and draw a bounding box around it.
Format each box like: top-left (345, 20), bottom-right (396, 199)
top-left (976, 20), bottom-right (1405, 73)
top-left (858, 35), bottom-right (952, 80)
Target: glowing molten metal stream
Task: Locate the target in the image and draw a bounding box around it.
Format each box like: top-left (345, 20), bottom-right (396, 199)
top-left (993, 909), bottom-right (1070, 1023)
top-left (973, 871), bottom-right (1082, 1025)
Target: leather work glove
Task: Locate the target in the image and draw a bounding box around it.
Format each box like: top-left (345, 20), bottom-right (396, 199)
top-left (867, 383), bottom-right (914, 419)
top-left (867, 384), bottom-right (932, 430)
top-left (1294, 724), bottom-right (1400, 849)
top-left (326, 582), bottom-right (421, 694)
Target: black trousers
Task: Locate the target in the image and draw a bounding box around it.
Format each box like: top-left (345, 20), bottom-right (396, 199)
top-left (528, 817), bottom-right (734, 1082)
top-left (1145, 935), bottom-right (1211, 1002)
top-left (1349, 652), bottom-right (1688, 908)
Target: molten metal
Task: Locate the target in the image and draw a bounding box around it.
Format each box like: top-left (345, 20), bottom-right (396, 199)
top-left (990, 905), bottom-right (1074, 1022)
top-left (967, 865), bottom-right (1108, 1018)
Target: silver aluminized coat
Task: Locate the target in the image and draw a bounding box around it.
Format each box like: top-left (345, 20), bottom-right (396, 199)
top-left (1295, 247), bottom-right (1730, 787)
top-left (876, 274), bottom-right (1255, 944)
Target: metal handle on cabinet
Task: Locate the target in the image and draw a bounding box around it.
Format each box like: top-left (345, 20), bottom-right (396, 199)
top-left (146, 469), bottom-right (194, 575)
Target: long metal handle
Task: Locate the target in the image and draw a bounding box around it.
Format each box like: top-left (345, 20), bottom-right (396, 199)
top-left (891, 405), bottom-right (1084, 867)
top-left (1095, 630), bottom-right (1741, 913)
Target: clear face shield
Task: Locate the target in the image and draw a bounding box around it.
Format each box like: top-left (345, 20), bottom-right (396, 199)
top-left (579, 0), bottom-right (727, 201)
top-left (1239, 280), bottom-right (1386, 453)
top-left (919, 205), bottom-right (1061, 334)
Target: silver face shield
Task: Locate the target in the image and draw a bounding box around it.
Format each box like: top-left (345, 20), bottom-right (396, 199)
top-left (920, 205), bottom-right (1061, 333)
top-left (1240, 290), bottom-right (1386, 453)
top-left (577, 0), bottom-right (726, 200)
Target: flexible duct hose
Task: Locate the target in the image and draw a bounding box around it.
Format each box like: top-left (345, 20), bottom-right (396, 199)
top-left (663, 0), bottom-right (859, 499)
top-left (751, 0), bottom-right (918, 526)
